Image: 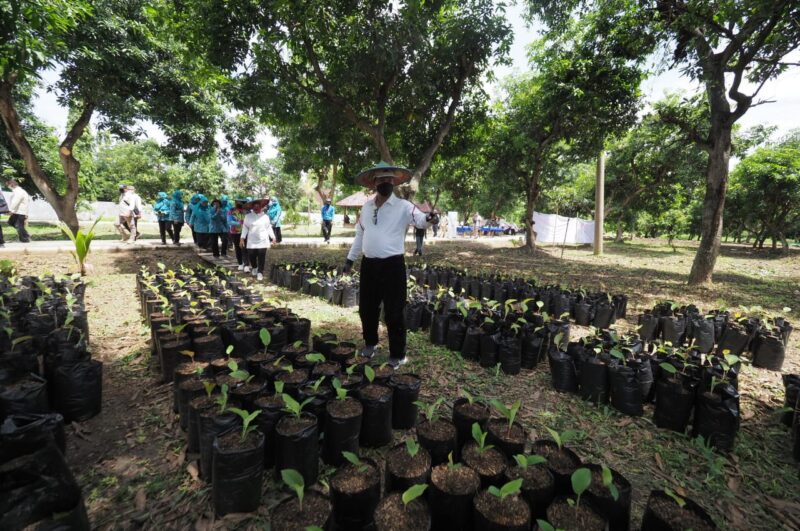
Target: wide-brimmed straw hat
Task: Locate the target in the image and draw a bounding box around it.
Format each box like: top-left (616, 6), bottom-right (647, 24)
top-left (246, 197), bottom-right (268, 208)
top-left (355, 161), bottom-right (413, 188)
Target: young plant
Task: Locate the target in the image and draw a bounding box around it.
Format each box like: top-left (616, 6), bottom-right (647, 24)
top-left (414, 398), bottom-right (445, 424)
top-left (446, 451), bottom-right (461, 470)
top-left (259, 327), bottom-right (271, 354)
top-left (341, 451), bottom-right (369, 472)
top-left (180, 350), bottom-right (196, 363)
top-left (216, 384), bottom-right (229, 413)
top-left (331, 378), bottom-right (347, 400)
top-left (281, 469), bottom-right (305, 510)
top-left (228, 360), bottom-right (254, 384)
top-left (663, 487), bottom-right (687, 508)
top-left (405, 438), bottom-right (420, 458)
top-left (274, 380), bottom-right (285, 394)
top-left (202, 381), bottom-right (216, 398)
top-left (600, 464), bottom-right (620, 501)
top-left (471, 422), bottom-right (494, 455)
top-left (225, 344), bottom-right (234, 358)
top-left (401, 484), bottom-right (428, 509)
top-left (545, 427), bottom-right (578, 451)
top-left (228, 407), bottom-right (262, 442)
top-left (305, 353), bottom-right (326, 364)
top-left (309, 376), bottom-right (326, 393)
top-left (282, 394), bottom-right (314, 419)
top-left (487, 478), bottom-right (523, 499)
top-left (490, 399), bottom-right (521, 435)
top-left (568, 468), bottom-right (591, 508)
top-left (58, 218), bottom-right (101, 276)
top-left (513, 454), bottom-right (547, 469)
top-left (364, 364), bottom-right (376, 384)
top-left (609, 348), bottom-right (627, 366)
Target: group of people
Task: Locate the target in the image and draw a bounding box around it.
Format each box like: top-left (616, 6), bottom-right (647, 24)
top-left (0, 179), bottom-right (32, 247)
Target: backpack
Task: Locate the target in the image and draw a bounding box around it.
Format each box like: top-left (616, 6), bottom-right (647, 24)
top-left (0, 193), bottom-right (9, 214)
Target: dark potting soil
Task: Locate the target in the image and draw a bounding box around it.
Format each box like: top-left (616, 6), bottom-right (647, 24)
top-left (326, 397), bottom-right (363, 419)
top-left (345, 356), bottom-right (370, 369)
top-left (175, 361), bottom-right (209, 377)
top-left (488, 418), bottom-right (525, 445)
top-left (248, 352), bottom-right (273, 365)
top-left (417, 419), bottom-right (456, 442)
top-left (473, 490), bottom-right (530, 528)
top-left (254, 394), bottom-right (283, 409)
top-left (179, 379), bottom-right (206, 393)
top-left (271, 492), bottom-right (331, 531)
top-left (648, 496), bottom-right (715, 531)
top-left (283, 344), bottom-right (307, 355)
top-left (587, 467), bottom-right (624, 498)
top-left (277, 369), bottom-right (308, 385)
top-left (538, 444), bottom-right (580, 475)
top-left (454, 401), bottom-right (490, 422)
top-left (374, 492), bottom-right (429, 531)
top-left (210, 357), bottom-right (244, 371)
top-left (373, 364), bottom-right (395, 380)
top-left (276, 415), bottom-right (316, 437)
top-left (506, 463), bottom-right (552, 490)
top-left (461, 442), bottom-right (506, 477)
top-left (231, 381), bottom-right (262, 395)
top-left (430, 464), bottom-right (480, 495)
top-left (360, 384), bottom-right (392, 401)
top-left (390, 373), bottom-right (418, 386)
top-left (311, 362), bottom-right (340, 378)
top-left (190, 395), bottom-right (217, 411)
top-left (547, 499), bottom-right (605, 531)
top-left (330, 461), bottom-right (380, 494)
top-left (387, 444), bottom-right (431, 479)
top-left (215, 374), bottom-right (238, 388)
top-left (332, 346), bottom-right (355, 357)
top-left (342, 373), bottom-right (363, 387)
top-left (215, 429), bottom-right (261, 452)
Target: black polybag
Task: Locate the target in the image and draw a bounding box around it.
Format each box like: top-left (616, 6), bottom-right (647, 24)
top-left (0, 413), bottom-right (66, 463)
top-left (609, 364), bottom-right (643, 416)
top-left (579, 357), bottom-right (609, 404)
top-left (429, 314), bottom-right (449, 345)
top-left (0, 373), bottom-right (49, 419)
top-left (389, 374), bottom-right (420, 429)
top-left (323, 400), bottom-right (362, 466)
top-left (460, 326), bottom-right (482, 361)
top-left (212, 429), bottom-right (265, 516)
top-left (199, 411), bottom-right (240, 481)
top-left (498, 334), bottom-right (522, 375)
top-left (692, 384), bottom-right (740, 452)
top-left (446, 319), bottom-right (467, 352)
top-left (479, 333), bottom-right (498, 368)
top-left (548, 350), bottom-right (578, 393)
top-left (52, 360), bottom-right (102, 423)
top-left (653, 376), bottom-right (696, 433)
top-left (275, 412), bottom-right (319, 485)
top-left (358, 385), bottom-right (393, 447)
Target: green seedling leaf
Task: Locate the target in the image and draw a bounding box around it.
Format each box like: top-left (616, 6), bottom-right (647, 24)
top-left (601, 465), bottom-right (619, 501)
top-left (259, 328), bottom-right (271, 348)
top-left (401, 484), bottom-right (428, 508)
top-left (305, 353), bottom-right (326, 363)
top-left (364, 365), bottom-right (375, 383)
top-left (664, 488), bottom-right (686, 508)
top-left (659, 362), bottom-right (678, 375)
top-left (405, 438), bottom-right (420, 458)
top-left (281, 469), bottom-right (305, 510)
top-left (571, 468), bottom-right (591, 506)
top-left (536, 520), bottom-right (557, 531)
top-left (341, 451), bottom-right (368, 472)
top-left (500, 478), bottom-right (523, 498)
top-left (225, 345), bottom-right (234, 356)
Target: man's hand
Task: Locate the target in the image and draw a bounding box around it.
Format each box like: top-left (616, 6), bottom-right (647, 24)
top-left (426, 213), bottom-right (440, 224)
top-left (342, 259), bottom-right (354, 275)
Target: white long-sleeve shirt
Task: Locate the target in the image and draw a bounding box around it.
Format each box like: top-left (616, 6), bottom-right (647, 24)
top-left (118, 191), bottom-right (142, 217)
top-left (241, 211), bottom-right (276, 249)
top-left (9, 187), bottom-right (30, 216)
top-left (347, 195), bottom-right (430, 261)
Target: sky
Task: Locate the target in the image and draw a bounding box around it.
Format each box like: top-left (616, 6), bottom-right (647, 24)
top-left (32, 3), bottom-right (800, 165)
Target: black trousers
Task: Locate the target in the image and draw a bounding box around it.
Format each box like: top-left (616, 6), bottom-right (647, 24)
top-left (414, 228), bottom-right (425, 255)
top-left (0, 218), bottom-right (4, 244)
top-left (191, 226), bottom-right (197, 244)
top-left (172, 222), bottom-right (183, 243)
top-left (322, 220), bottom-right (332, 241)
top-left (248, 248), bottom-right (266, 274)
top-left (230, 234), bottom-right (243, 264)
top-left (273, 227), bottom-right (282, 243)
top-left (196, 232), bottom-right (208, 249)
top-left (158, 219), bottom-right (174, 244)
top-left (359, 255), bottom-right (406, 360)
top-left (207, 232), bottom-right (227, 257)
top-left (8, 214), bottom-right (30, 242)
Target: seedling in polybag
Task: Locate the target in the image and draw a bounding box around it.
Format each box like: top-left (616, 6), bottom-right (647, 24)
top-left (545, 427), bottom-right (577, 451)
top-left (488, 478), bottom-right (522, 499)
top-left (567, 467), bottom-right (591, 509)
top-left (513, 454), bottom-right (547, 469)
top-left (216, 384), bottom-right (230, 413)
top-left (471, 422), bottom-right (494, 455)
top-left (664, 487), bottom-right (686, 508)
top-left (305, 353), bottom-right (326, 364)
top-left (259, 328), bottom-right (271, 354)
top-left (364, 365), bottom-right (375, 383)
top-left (461, 389), bottom-right (481, 405)
top-left (536, 520), bottom-right (564, 531)
top-left (609, 347), bottom-right (627, 366)
top-left (490, 399), bottom-right (521, 436)
top-left (282, 394), bottom-right (314, 419)
top-left (10, 336), bottom-right (33, 353)
top-left (401, 484), bottom-right (427, 508)
top-left (331, 378), bottom-right (347, 400)
top-left (405, 438), bottom-right (420, 458)
top-left (228, 407), bottom-right (261, 442)
top-left (202, 381), bottom-right (216, 398)
top-left (281, 469), bottom-right (306, 510)
top-left (225, 345), bottom-right (234, 358)
top-left (341, 451), bottom-right (369, 472)
top-left (414, 398), bottom-right (444, 423)
top-left (601, 464), bottom-right (620, 501)
top-left (447, 451), bottom-right (461, 470)
top-left (309, 376), bottom-right (326, 392)
top-left (292, 340), bottom-right (304, 350)
top-left (274, 380), bottom-right (285, 394)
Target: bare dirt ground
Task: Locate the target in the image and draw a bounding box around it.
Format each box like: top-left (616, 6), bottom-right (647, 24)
top-left (8, 237), bottom-right (800, 530)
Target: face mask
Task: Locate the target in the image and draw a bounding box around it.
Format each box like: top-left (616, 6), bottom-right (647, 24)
top-left (252, 206), bottom-right (262, 214)
top-left (376, 182), bottom-right (393, 197)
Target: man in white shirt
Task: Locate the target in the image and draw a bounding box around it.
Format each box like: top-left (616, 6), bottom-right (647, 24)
top-left (343, 162), bottom-right (439, 368)
top-left (7, 179), bottom-right (31, 243)
top-left (115, 185), bottom-right (140, 242)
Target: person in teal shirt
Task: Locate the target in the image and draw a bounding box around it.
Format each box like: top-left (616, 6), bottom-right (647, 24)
top-left (321, 198), bottom-right (335, 243)
top-left (267, 196), bottom-right (283, 243)
top-left (192, 195), bottom-right (211, 249)
top-left (208, 198), bottom-right (229, 258)
top-left (187, 193), bottom-right (202, 244)
top-left (153, 191), bottom-right (173, 244)
top-left (168, 190), bottom-right (185, 244)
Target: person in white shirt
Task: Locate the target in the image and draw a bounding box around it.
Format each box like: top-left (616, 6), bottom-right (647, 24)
top-left (7, 179), bottom-right (31, 243)
top-left (240, 198), bottom-right (275, 281)
top-left (114, 185), bottom-right (141, 242)
top-left (343, 162), bottom-right (439, 368)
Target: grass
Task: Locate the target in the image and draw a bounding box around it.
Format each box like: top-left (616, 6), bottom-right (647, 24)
top-left (6, 239), bottom-right (799, 529)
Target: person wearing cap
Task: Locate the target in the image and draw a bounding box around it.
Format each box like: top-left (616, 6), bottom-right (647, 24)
top-left (321, 198), bottom-right (335, 243)
top-left (154, 191), bottom-right (174, 245)
top-left (208, 198), bottom-right (229, 258)
top-left (168, 190), bottom-right (186, 244)
top-left (186, 194), bottom-right (201, 244)
top-left (115, 185), bottom-right (138, 242)
top-left (127, 185), bottom-right (143, 240)
top-left (241, 198), bottom-right (275, 281)
top-left (228, 197), bottom-right (248, 269)
top-left (267, 195), bottom-right (283, 243)
top-left (6, 179), bottom-right (31, 243)
top-left (192, 195), bottom-right (211, 249)
top-left (343, 161), bottom-right (439, 368)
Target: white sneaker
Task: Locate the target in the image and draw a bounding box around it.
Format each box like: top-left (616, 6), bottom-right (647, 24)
top-left (243, 266), bottom-right (251, 273)
top-left (238, 264), bottom-right (244, 271)
top-left (388, 357), bottom-right (408, 369)
top-left (257, 273), bottom-right (263, 281)
top-left (251, 269), bottom-right (257, 277)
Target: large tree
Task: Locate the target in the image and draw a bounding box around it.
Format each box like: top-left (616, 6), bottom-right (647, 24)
top-left (0, 0), bottom-right (225, 233)
top-left (528, 0), bottom-right (800, 284)
top-left (189, 0), bottom-right (512, 198)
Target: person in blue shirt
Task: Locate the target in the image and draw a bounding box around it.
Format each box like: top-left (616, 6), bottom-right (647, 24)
top-left (321, 198), bottom-right (335, 243)
top-left (168, 190), bottom-right (186, 244)
top-left (153, 191), bottom-right (174, 245)
top-left (187, 193), bottom-right (202, 244)
top-left (192, 195), bottom-right (211, 249)
top-left (267, 196), bottom-right (283, 243)
top-left (208, 198), bottom-right (229, 258)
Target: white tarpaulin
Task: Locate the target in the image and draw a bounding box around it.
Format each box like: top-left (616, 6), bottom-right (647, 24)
top-left (533, 211), bottom-right (595, 244)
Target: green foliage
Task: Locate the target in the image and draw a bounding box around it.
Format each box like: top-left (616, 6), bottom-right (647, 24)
top-left (414, 398), bottom-right (445, 424)
top-left (571, 468), bottom-right (591, 507)
top-left (514, 454), bottom-right (547, 469)
top-left (401, 484), bottom-right (428, 508)
top-left (471, 422), bottom-right (494, 455)
top-left (282, 394), bottom-right (314, 419)
top-left (281, 469), bottom-right (305, 510)
top-left (487, 478), bottom-right (523, 499)
top-left (489, 399), bottom-right (520, 433)
top-left (363, 365), bottom-right (375, 384)
top-left (331, 378), bottom-right (347, 400)
top-left (545, 427), bottom-right (577, 451)
top-left (341, 451), bottom-right (369, 472)
top-left (405, 438), bottom-right (420, 459)
top-left (58, 218), bottom-right (100, 275)
top-left (228, 407), bottom-right (261, 442)
top-left (601, 464), bottom-right (620, 501)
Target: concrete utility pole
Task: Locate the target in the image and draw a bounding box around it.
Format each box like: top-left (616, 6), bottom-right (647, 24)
top-left (594, 150), bottom-right (605, 256)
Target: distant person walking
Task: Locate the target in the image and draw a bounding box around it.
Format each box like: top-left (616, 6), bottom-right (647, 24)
top-left (192, 195), bottom-right (211, 249)
top-left (432, 214), bottom-right (440, 238)
top-left (228, 198), bottom-right (248, 270)
top-left (115, 185), bottom-right (139, 242)
top-left (154, 191), bottom-right (174, 244)
top-left (127, 185), bottom-right (143, 240)
top-left (321, 198), bottom-right (335, 243)
top-left (0, 189), bottom-right (8, 247)
top-left (208, 199), bottom-right (228, 258)
top-left (7, 180), bottom-right (31, 243)
top-left (267, 196), bottom-right (283, 244)
top-left (187, 194), bottom-right (201, 244)
top-left (168, 190), bottom-right (185, 244)
top-left (241, 198), bottom-right (275, 281)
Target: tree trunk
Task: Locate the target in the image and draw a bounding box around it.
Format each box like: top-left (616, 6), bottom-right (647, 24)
top-left (687, 123), bottom-right (732, 284)
top-left (523, 168), bottom-right (542, 253)
top-left (615, 220), bottom-right (624, 243)
top-left (779, 231), bottom-right (789, 252)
